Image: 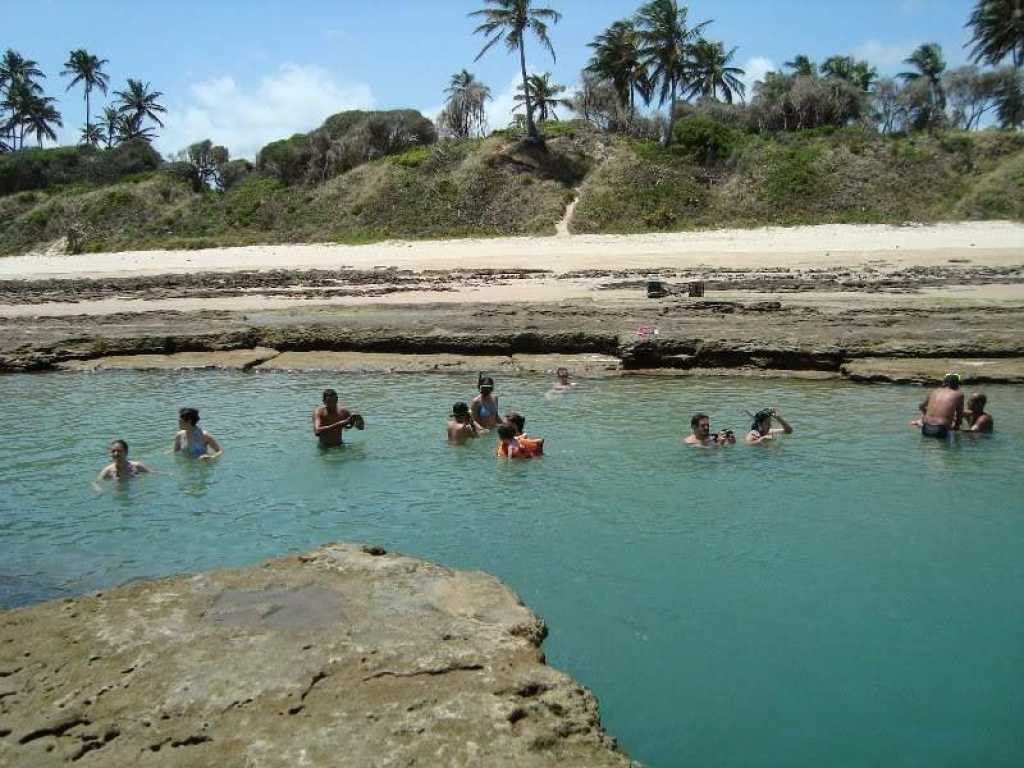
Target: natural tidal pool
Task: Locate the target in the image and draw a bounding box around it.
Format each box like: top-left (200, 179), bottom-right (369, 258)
top-left (1, 371), bottom-right (1022, 767)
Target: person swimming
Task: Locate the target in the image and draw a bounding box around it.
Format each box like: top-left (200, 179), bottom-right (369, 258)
top-left (551, 367), bottom-right (577, 392)
top-left (920, 373), bottom-right (964, 439)
top-left (313, 389), bottom-right (365, 448)
top-left (447, 401), bottom-right (479, 444)
top-left (745, 407), bottom-right (793, 444)
top-left (965, 392), bottom-right (994, 433)
top-left (471, 374), bottom-right (503, 429)
top-left (173, 407), bottom-right (223, 460)
top-left (97, 439), bottom-right (150, 480)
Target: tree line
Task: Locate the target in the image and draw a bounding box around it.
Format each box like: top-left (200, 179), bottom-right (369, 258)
top-left (440, 0), bottom-right (1024, 144)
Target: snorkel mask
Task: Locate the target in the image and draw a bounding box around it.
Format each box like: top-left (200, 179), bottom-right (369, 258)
top-left (751, 409), bottom-right (773, 434)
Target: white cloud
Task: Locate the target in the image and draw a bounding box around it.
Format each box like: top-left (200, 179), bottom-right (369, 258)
top-left (850, 40), bottom-right (919, 69)
top-left (157, 64), bottom-right (374, 160)
top-left (740, 57), bottom-right (776, 99)
top-left (486, 74), bottom-right (525, 132)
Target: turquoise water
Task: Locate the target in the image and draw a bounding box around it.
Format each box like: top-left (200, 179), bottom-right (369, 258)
top-left (1, 371), bottom-right (1023, 767)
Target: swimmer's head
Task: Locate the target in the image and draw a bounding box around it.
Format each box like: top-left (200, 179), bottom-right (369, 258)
top-left (497, 424), bottom-right (516, 441)
top-left (691, 413), bottom-right (710, 437)
top-left (506, 412), bottom-right (525, 434)
top-left (752, 409), bottom-right (773, 435)
top-left (943, 373), bottom-right (961, 390)
top-left (178, 407), bottom-right (200, 426)
top-left (968, 392), bottom-right (987, 412)
top-left (109, 439), bottom-right (128, 458)
top-left (452, 401), bottom-right (470, 420)
top-left (322, 388), bottom-right (338, 404)
top-left (556, 367), bottom-right (570, 382)
top-left (478, 375), bottom-right (495, 394)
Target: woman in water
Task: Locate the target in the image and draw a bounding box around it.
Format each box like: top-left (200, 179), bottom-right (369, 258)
top-left (97, 439), bottom-right (150, 480)
top-left (551, 367), bottom-right (576, 392)
top-left (173, 407), bottom-right (223, 460)
top-left (471, 374), bottom-right (503, 430)
top-left (745, 407), bottom-right (793, 444)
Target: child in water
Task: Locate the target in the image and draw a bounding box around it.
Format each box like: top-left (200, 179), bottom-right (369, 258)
top-left (503, 411), bottom-right (544, 456)
top-left (496, 424), bottom-right (533, 459)
top-left (174, 407), bottom-right (224, 460)
top-left (471, 374), bottom-right (503, 430)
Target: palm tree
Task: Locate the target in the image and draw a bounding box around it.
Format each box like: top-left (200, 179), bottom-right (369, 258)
top-left (0, 49), bottom-right (44, 96)
top-left (820, 55), bottom-right (877, 92)
top-left (966, 0), bottom-right (1024, 69)
top-left (687, 39), bottom-right (745, 103)
top-left (113, 78), bottom-right (166, 140)
top-left (80, 122), bottom-right (103, 146)
top-left (784, 55), bottom-right (816, 78)
top-left (439, 69), bottom-right (491, 138)
top-left (22, 94), bottom-right (62, 148)
top-left (586, 19), bottom-right (650, 117)
top-left (900, 43), bottom-right (948, 110)
top-left (513, 72), bottom-right (572, 121)
top-left (61, 49), bottom-right (110, 129)
top-left (996, 65), bottom-right (1024, 127)
top-left (634, 0), bottom-right (710, 144)
top-left (100, 106), bottom-right (121, 148)
top-left (469, 0), bottom-right (562, 144)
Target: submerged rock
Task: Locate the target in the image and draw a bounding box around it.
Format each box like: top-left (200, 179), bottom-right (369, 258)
top-left (0, 544), bottom-right (633, 767)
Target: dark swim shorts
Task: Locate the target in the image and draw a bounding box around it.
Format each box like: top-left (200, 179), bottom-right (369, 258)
top-left (921, 423), bottom-right (949, 439)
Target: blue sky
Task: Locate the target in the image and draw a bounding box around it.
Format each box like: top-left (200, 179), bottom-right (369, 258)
top-left (7, 0), bottom-right (982, 158)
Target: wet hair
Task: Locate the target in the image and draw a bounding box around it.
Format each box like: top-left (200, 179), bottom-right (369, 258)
top-left (943, 373), bottom-right (961, 390)
top-left (556, 367), bottom-right (569, 377)
top-left (179, 407), bottom-right (200, 425)
top-left (323, 388), bottom-right (338, 401)
top-left (109, 439), bottom-right (128, 453)
top-left (506, 412), bottom-right (526, 433)
top-left (968, 392), bottom-right (987, 410)
top-left (691, 413), bottom-right (709, 430)
top-left (478, 374), bottom-right (495, 390)
top-left (452, 401), bottom-right (469, 416)
top-left (751, 409), bottom-right (772, 433)
top-left (497, 424), bottom-right (516, 440)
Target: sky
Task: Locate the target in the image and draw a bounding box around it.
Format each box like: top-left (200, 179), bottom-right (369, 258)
top-left (6, 0), bottom-right (984, 159)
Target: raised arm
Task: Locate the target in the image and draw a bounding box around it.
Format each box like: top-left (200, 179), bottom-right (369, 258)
top-left (772, 409), bottom-right (793, 435)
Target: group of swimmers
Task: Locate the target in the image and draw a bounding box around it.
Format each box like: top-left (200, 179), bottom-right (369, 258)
top-left (98, 368), bottom-right (995, 479)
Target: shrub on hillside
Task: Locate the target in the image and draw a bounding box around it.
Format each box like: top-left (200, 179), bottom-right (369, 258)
top-left (0, 140), bottom-right (162, 197)
top-left (673, 116), bottom-right (741, 165)
top-left (257, 110), bottom-right (437, 186)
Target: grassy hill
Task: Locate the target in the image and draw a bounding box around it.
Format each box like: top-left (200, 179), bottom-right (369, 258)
top-left (1, 116), bottom-right (1022, 257)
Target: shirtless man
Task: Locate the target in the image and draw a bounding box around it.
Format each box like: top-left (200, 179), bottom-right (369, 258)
top-left (313, 389), bottom-right (364, 447)
top-left (685, 413), bottom-right (716, 446)
top-left (920, 374), bottom-right (965, 439)
top-left (98, 439), bottom-right (150, 480)
top-left (965, 392), bottom-right (994, 433)
top-left (447, 402), bottom-right (479, 444)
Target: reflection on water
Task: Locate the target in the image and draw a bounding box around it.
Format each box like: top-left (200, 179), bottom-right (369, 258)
top-left (1, 371), bottom-right (1023, 768)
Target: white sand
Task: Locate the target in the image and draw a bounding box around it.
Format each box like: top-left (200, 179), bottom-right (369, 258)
top-left (2, 222), bottom-right (1023, 280)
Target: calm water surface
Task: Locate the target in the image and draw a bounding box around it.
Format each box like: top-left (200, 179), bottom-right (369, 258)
top-left (1, 371), bottom-right (1022, 767)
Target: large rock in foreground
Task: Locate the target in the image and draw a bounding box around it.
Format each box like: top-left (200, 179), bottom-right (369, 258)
top-left (0, 544), bottom-right (633, 767)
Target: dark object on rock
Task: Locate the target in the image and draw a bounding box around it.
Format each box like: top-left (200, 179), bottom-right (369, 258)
top-left (360, 544), bottom-right (387, 556)
top-left (647, 280), bottom-right (668, 298)
top-left (689, 281), bottom-right (705, 298)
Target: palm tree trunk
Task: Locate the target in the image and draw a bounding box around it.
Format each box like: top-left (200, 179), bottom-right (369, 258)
top-left (519, 41), bottom-right (538, 142)
top-left (85, 86), bottom-right (90, 130)
top-left (664, 77), bottom-right (677, 146)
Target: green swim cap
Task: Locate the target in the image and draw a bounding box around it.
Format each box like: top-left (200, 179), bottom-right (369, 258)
top-left (943, 372), bottom-right (961, 388)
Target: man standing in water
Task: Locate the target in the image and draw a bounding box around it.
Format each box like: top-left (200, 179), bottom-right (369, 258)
top-left (920, 373), bottom-right (965, 439)
top-left (313, 389), bottom-right (364, 447)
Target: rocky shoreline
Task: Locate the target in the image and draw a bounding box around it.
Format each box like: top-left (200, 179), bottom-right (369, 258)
top-left (0, 543), bottom-right (635, 768)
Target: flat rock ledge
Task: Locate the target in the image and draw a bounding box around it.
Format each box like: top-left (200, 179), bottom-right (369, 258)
top-left (0, 544), bottom-right (634, 768)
